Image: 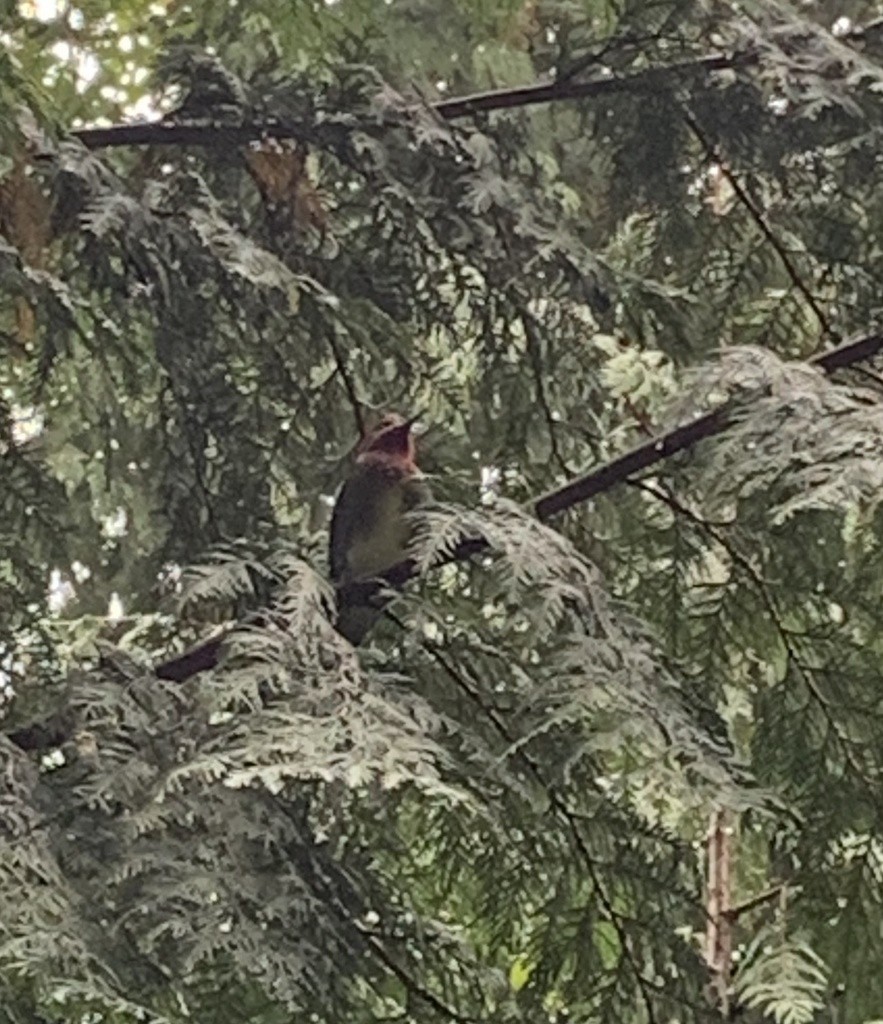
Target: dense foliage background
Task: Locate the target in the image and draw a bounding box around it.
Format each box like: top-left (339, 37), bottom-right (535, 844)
top-left (3, 0), bottom-right (883, 1021)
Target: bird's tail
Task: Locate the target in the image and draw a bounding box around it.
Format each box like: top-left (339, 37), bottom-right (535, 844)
top-left (335, 601), bottom-right (383, 646)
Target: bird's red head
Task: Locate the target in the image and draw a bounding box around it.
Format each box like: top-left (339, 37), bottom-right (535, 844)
top-left (356, 412), bottom-right (418, 470)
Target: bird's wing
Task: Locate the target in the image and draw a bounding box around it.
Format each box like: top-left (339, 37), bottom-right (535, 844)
top-left (402, 473), bottom-right (432, 512)
top-left (330, 468), bottom-right (430, 644)
top-left (329, 475), bottom-right (359, 582)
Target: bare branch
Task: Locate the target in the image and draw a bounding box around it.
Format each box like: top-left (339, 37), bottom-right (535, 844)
top-left (432, 53), bottom-right (749, 120)
top-left (73, 121), bottom-right (293, 150)
top-left (325, 327), bottom-right (365, 438)
top-left (725, 885), bottom-right (785, 921)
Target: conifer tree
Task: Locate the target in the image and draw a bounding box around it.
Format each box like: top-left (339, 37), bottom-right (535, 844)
top-left (2, 1), bottom-right (883, 1022)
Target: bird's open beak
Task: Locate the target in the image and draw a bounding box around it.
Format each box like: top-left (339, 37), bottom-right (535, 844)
top-left (386, 415), bottom-right (420, 437)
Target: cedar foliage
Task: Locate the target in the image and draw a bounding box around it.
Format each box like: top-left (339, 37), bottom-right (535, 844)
top-left (2, 1), bottom-right (883, 1022)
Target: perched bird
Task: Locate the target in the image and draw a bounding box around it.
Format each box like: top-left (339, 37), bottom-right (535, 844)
top-left (329, 413), bottom-right (431, 644)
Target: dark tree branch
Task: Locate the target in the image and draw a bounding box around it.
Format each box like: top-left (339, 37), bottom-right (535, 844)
top-left (535, 330), bottom-right (883, 517)
top-left (432, 52), bottom-right (749, 120)
top-left (72, 53), bottom-right (753, 151)
top-left (531, 404), bottom-right (729, 521)
top-left (57, 11), bottom-right (882, 161)
top-left (156, 630), bottom-right (226, 681)
top-left (63, 9), bottom-right (883, 154)
top-left (73, 121), bottom-right (291, 150)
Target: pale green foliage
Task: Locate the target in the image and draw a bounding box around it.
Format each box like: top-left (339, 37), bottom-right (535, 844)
top-left (178, 546), bottom-right (279, 613)
top-left (735, 926), bottom-right (829, 1024)
top-left (678, 347), bottom-right (883, 521)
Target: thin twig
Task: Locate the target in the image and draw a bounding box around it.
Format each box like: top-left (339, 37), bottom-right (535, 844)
top-left (725, 885), bottom-right (784, 921)
top-left (683, 111), bottom-right (834, 339)
top-left (421, 637), bottom-right (660, 1024)
top-left (325, 327), bottom-right (365, 437)
top-left (520, 309), bottom-right (570, 476)
top-left (635, 479), bottom-right (876, 784)
top-left (362, 931), bottom-right (477, 1024)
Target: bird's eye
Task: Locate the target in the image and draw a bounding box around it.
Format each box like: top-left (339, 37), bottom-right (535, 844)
top-left (372, 414), bottom-right (403, 433)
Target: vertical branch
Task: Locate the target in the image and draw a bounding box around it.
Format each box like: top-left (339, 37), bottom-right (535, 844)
top-left (705, 808), bottom-right (734, 1015)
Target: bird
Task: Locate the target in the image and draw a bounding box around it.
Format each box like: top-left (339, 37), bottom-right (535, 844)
top-left (329, 413), bottom-right (431, 644)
